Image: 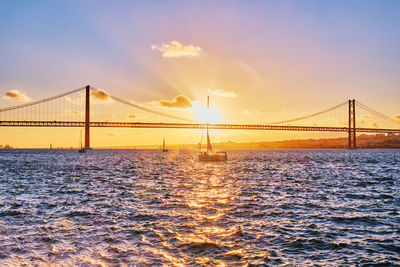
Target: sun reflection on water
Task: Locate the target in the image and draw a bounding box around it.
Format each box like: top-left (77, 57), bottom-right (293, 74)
top-left (1, 150), bottom-right (394, 265)
top-left (150, 159), bottom-right (248, 266)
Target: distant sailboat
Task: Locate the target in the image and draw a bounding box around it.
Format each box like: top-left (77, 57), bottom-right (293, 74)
top-left (198, 96), bottom-right (227, 162)
top-left (162, 137), bottom-right (168, 152)
top-left (78, 129), bottom-right (86, 153)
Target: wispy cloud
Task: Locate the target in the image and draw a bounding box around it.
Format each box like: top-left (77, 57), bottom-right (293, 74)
top-left (207, 88), bottom-right (237, 98)
top-left (159, 95), bottom-right (193, 109)
top-left (90, 89), bottom-right (111, 101)
top-left (394, 115), bottom-right (400, 121)
top-left (243, 109), bottom-right (252, 116)
top-left (128, 114), bottom-right (136, 118)
top-left (151, 41), bottom-right (203, 58)
top-left (242, 109), bottom-right (262, 116)
top-left (3, 90), bottom-right (30, 102)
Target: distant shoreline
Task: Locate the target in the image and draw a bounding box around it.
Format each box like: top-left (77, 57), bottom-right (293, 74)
top-left (3, 134), bottom-right (400, 150)
top-left (2, 148), bottom-right (400, 151)
top-left (3, 133), bottom-right (400, 150)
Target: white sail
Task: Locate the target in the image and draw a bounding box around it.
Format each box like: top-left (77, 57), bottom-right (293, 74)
top-left (198, 95), bottom-right (227, 161)
top-left (206, 96), bottom-right (212, 152)
top-left (207, 130), bottom-right (212, 152)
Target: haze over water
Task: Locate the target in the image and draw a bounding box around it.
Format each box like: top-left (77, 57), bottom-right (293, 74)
top-left (0, 149), bottom-right (399, 266)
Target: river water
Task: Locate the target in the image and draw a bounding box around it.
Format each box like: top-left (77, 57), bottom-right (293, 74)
top-left (0, 149), bottom-right (399, 266)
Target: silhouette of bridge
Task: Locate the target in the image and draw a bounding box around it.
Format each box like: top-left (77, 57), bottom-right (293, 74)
top-left (1, 85), bottom-right (400, 149)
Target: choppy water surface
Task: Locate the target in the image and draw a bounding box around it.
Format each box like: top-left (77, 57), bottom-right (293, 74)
top-left (0, 149), bottom-right (399, 266)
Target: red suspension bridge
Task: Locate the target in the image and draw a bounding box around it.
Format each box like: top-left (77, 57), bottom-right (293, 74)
top-left (1, 85), bottom-right (400, 149)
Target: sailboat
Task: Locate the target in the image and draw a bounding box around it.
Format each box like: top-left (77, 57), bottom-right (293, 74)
top-left (78, 129), bottom-right (86, 153)
top-left (198, 96), bottom-right (227, 162)
top-left (162, 137), bottom-right (168, 152)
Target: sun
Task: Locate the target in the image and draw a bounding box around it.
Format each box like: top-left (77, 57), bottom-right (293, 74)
top-left (193, 102), bottom-right (221, 124)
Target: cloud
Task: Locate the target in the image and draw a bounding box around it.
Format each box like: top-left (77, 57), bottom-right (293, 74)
top-left (90, 89), bottom-right (110, 101)
top-left (3, 90), bottom-right (30, 101)
top-left (106, 133), bottom-right (115, 137)
top-left (151, 41), bottom-right (203, 58)
top-left (128, 114), bottom-right (136, 118)
top-left (207, 88), bottom-right (237, 98)
top-left (243, 109), bottom-right (252, 116)
top-left (394, 115), bottom-right (400, 121)
top-left (242, 109), bottom-right (262, 116)
top-left (159, 95), bottom-right (193, 109)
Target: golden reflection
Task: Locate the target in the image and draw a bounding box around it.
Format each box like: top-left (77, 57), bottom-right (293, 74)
top-left (38, 263), bottom-right (64, 267)
top-left (99, 250), bottom-right (113, 261)
top-left (165, 149), bottom-right (180, 162)
top-left (56, 217), bottom-right (74, 230)
top-left (145, 247), bottom-right (186, 267)
top-left (157, 160), bottom-right (246, 265)
top-left (86, 258), bottom-right (109, 267)
top-left (196, 212), bottom-right (225, 221)
top-left (50, 242), bottom-right (77, 255)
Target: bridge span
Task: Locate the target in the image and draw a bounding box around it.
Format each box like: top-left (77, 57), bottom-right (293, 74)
top-left (1, 85), bottom-right (400, 149)
top-left (1, 120), bottom-right (400, 134)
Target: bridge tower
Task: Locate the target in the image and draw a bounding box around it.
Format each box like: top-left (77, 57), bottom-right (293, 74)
top-left (348, 99), bottom-right (356, 149)
top-left (85, 85), bottom-right (91, 149)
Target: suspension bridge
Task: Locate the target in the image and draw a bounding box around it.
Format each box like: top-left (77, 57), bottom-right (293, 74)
top-left (1, 85), bottom-right (400, 149)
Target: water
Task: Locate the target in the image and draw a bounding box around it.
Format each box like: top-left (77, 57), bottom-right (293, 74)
top-left (0, 149), bottom-right (399, 266)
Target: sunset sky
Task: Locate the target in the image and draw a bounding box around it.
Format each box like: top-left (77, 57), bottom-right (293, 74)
top-left (1, 0), bottom-right (400, 148)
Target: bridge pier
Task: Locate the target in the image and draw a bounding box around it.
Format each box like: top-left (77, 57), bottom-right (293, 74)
top-left (348, 99), bottom-right (356, 149)
top-left (85, 85), bottom-right (91, 149)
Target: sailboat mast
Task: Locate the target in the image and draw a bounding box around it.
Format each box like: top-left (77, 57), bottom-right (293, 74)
top-left (207, 95), bottom-right (209, 136)
top-left (206, 96), bottom-right (212, 153)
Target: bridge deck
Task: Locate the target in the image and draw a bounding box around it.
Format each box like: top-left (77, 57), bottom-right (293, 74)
top-left (0, 121), bottom-right (399, 134)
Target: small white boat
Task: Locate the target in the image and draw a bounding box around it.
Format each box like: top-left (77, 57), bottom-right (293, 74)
top-left (198, 96), bottom-right (227, 162)
top-left (78, 130), bottom-right (86, 153)
top-left (162, 137), bottom-right (168, 152)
